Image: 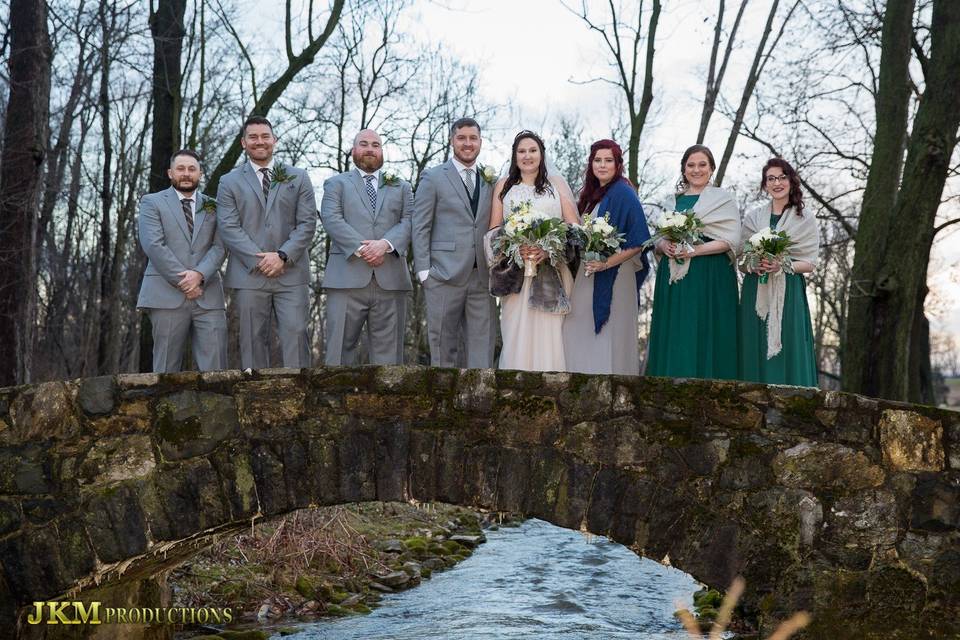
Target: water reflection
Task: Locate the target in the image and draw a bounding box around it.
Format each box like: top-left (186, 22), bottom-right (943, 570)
top-left (288, 518), bottom-right (699, 639)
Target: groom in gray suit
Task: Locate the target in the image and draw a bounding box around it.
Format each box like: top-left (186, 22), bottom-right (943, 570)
top-left (216, 116), bottom-right (318, 369)
top-left (137, 149), bottom-right (227, 372)
top-left (412, 117), bottom-right (496, 368)
top-left (320, 129), bottom-right (413, 365)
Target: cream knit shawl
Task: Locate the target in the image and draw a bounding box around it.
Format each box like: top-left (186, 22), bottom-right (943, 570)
top-left (740, 202), bottom-right (820, 359)
top-left (660, 186), bottom-right (741, 283)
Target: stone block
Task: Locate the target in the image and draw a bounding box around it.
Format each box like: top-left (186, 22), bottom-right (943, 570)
top-left (909, 472), bottom-right (959, 532)
top-left (82, 483), bottom-right (149, 562)
top-left (141, 459), bottom-right (229, 541)
top-left (78, 435), bottom-right (155, 485)
top-left (0, 499), bottom-right (21, 536)
top-left (879, 409), bottom-right (944, 472)
top-left (0, 444), bottom-right (53, 494)
top-left (375, 421), bottom-right (408, 502)
top-left (494, 446), bottom-right (530, 512)
top-left (209, 443), bottom-right (260, 519)
top-left (237, 378), bottom-right (307, 429)
top-left (5, 382), bottom-right (80, 443)
top-left (453, 369), bottom-right (496, 415)
top-left (773, 442), bottom-right (885, 492)
top-left (78, 376), bottom-right (115, 415)
top-left (408, 429), bottom-right (437, 502)
top-left (337, 427), bottom-right (376, 503)
top-left (823, 489), bottom-right (899, 569)
top-left (155, 391), bottom-right (238, 461)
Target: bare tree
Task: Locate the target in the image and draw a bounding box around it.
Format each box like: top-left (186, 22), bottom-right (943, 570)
top-left (714, 0), bottom-right (802, 186)
top-left (697, 0), bottom-right (751, 143)
top-left (0, 0), bottom-right (50, 386)
top-left (204, 0), bottom-right (344, 195)
top-left (564, 0), bottom-right (662, 185)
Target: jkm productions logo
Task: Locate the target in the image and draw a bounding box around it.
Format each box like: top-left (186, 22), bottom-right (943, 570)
top-left (27, 601), bottom-right (233, 625)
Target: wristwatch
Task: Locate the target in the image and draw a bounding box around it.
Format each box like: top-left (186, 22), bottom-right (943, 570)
top-left (277, 250), bottom-right (288, 262)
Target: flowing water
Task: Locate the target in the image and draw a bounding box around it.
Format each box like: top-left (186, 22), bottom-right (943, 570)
top-left (287, 518), bottom-right (701, 639)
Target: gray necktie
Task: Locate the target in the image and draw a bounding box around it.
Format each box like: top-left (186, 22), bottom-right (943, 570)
top-left (259, 167), bottom-right (271, 200)
top-left (463, 168), bottom-right (475, 198)
top-left (181, 198), bottom-right (194, 237)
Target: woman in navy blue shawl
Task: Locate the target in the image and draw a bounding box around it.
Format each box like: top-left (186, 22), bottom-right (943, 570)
top-left (562, 140), bottom-right (651, 374)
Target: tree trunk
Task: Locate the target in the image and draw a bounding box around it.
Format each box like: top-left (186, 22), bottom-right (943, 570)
top-left (147, 0), bottom-right (187, 192)
top-left (844, 0), bottom-right (960, 401)
top-left (204, 0), bottom-right (344, 196)
top-left (842, 0), bottom-right (916, 398)
top-left (0, 0), bottom-right (51, 387)
top-left (140, 0), bottom-right (187, 373)
top-left (95, 0), bottom-right (116, 375)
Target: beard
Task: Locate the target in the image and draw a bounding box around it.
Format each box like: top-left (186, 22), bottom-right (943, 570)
top-left (354, 152), bottom-right (383, 172)
top-left (173, 176), bottom-right (200, 193)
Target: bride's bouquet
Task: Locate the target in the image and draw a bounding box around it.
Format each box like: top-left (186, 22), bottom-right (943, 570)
top-left (570, 212), bottom-right (625, 277)
top-left (643, 211), bottom-right (704, 264)
top-left (494, 200), bottom-right (569, 277)
top-left (740, 227), bottom-right (795, 283)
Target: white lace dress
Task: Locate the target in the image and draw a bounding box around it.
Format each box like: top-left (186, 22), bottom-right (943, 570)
top-left (498, 183), bottom-right (573, 372)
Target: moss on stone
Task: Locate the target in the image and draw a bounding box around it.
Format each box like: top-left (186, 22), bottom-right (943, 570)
top-left (403, 536), bottom-right (428, 551)
top-left (294, 575), bottom-right (315, 598)
top-left (325, 603), bottom-right (353, 616)
top-left (441, 540), bottom-right (463, 555)
top-left (154, 399), bottom-right (201, 446)
top-left (781, 394), bottom-right (821, 423)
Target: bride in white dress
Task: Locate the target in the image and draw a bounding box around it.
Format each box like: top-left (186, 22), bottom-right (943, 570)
top-left (488, 131), bottom-right (580, 371)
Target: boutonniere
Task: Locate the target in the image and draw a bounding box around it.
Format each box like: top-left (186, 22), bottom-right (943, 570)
top-left (270, 164), bottom-right (296, 186)
top-left (381, 169), bottom-right (400, 186)
top-left (479, 164), bottom-right (497, 185)
top-left (200, 199), bottom-right (216, 215)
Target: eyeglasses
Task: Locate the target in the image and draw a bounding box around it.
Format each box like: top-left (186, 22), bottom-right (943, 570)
top-left (765, 174), bottom-right (789, 184)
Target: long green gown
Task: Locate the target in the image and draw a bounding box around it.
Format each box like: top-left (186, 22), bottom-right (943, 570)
top-left (645, 194), bottom-right (739, 380)
top-left (738, 213), bottom-right (818, 386)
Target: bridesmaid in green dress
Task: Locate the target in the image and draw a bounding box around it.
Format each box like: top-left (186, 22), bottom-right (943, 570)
top-left (646, 145), bottom-right (741, 380)
top-left (738, 158), bottom-right (819, 386)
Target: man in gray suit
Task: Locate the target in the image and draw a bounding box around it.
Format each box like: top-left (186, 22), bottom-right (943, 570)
top-left (320, 129), bottom-right (413, 365)
top-left (216, 116), bottom-right (318, 369)
top-left (137, 149), bottom-right (227, 372)
top-left (412, 117), bottom-right (497, 368)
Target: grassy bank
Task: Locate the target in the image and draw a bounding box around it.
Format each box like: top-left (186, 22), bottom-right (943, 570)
top-left (171, 502), bottom-right (520, 638)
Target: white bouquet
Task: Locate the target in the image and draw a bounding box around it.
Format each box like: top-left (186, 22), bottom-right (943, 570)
top-left (570, 213), bottom-right (626, 277)
top-left (740, 227), bottom-right (795, 284)
top-left (494, 200), bottom-right (570, 277)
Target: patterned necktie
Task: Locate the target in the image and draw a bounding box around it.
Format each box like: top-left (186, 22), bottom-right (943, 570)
top-left (181, 198), bottom-right (194, 237)
top-left (364, 174), bottom-right (377, 210)
top-left (463, 168), bottom-right (475, 198)
top-left (259, 167), bottom-right (271, 200)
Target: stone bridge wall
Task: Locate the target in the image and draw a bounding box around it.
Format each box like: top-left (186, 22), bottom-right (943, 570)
top-left (0, 366), bottom-right (957, 638)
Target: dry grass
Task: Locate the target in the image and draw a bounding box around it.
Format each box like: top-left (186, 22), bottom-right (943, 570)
top-left (675, 576), bottom-right (811, 639)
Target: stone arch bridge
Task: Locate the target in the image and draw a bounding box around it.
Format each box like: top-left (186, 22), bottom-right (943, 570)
top-left (0, 366), bottom-right (957, 638)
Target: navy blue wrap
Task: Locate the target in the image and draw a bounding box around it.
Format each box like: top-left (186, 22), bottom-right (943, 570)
top-left (591, 179), bottom-right (651, 333)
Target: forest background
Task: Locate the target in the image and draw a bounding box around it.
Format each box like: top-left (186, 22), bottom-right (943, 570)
top-left (0, 0), bottom-right (957, 405)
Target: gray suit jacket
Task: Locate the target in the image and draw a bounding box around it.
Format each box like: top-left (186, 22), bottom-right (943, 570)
top-left (412, 160), bottom-right (493, 287)
top-left (216, 161), bottom-right (318, 289)
top-left (137, 187), bottom-right (225, 310)
top-left (320, 170), bottom-right (413, 291)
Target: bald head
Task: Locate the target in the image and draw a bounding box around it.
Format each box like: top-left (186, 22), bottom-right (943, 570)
top-left (352, 129), bottom-right (384, 172)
